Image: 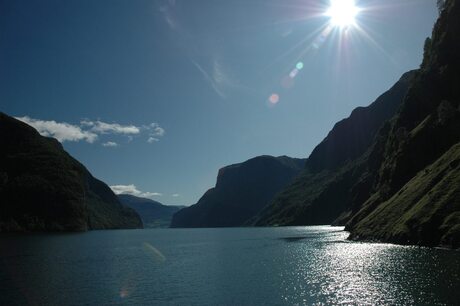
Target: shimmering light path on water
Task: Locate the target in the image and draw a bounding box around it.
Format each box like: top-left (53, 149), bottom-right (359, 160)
top-left (0, 226), bottom-right (458, 305)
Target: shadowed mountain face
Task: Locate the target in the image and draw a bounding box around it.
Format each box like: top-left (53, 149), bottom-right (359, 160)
top-left (251, 71), bottom-right (416, 226)
top-left (171, 156), bottom-right (305, 228)
top-left (118, 194), bottom-right (183, 228)
top-left (306, 71), bottom-right (417, 173)
top-left (346, 0), bottom-right (460, 248)
top-left (0, 113), bottom-right (142, 232)
top-left (255, 0), bottom-right (460, 248)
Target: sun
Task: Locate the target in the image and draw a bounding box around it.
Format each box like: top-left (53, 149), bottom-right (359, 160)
top-left (326, 0), bottom-right (360, 28)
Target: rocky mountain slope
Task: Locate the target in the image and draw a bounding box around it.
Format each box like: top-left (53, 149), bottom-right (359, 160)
top-left (0, 113), bottom-right (142, 232)
top-left (346, 0), bottom-right (460, 248)
top-left (171, 156), bottom-right (305, 227)
top-left (251, 71), bottom-right (416, 226)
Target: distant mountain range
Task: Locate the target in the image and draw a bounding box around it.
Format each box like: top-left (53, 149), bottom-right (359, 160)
top-left (0, 113), bottom-right (142, 232)
top-left (171, 156), bottom-right (305, 227)
top-left (118, 194), bottom-right (183, 228)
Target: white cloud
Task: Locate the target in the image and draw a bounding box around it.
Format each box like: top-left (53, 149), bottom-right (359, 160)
top-left (110, 184), bottom-right (162, 198)
top-left (102, 141), bottom-right (118, 147)
top-left (110, 184), bottom-right (138, 195)
top-left (172, 194), bottom-right (180, 197)
top-left (147, 137), bottom-right (159, 143)
top-left (159, 0), bottom-right (179, 30)
top-left (143, 192), bottom-right (163, 197)
top-left (191, 59), bottom-right (226, 98)
top-left (82, 120), bottom-right (140, 135)
top-left (213, 59), bottom-right (227, 85)
top-left (16, 116), bottom-right (98, 143)
top-left (190, 58), bottom-right (245, 99)
top-left (150, 123), bottom-right (165, 137)
top-left (146, 123), bottom-right (165, 144)
top-left (17, 116), bottom-right (165, 144)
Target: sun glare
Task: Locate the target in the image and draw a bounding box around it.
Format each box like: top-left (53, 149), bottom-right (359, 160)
top-left (326, 0), bottom-right (360, 28)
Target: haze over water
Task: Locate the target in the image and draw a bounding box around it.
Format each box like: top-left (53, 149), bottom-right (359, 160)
top-left (1, 226), bottom-right (458, 305)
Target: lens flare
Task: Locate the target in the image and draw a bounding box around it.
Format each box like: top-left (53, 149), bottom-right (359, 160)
top-left (143, 242), bottom-right (166, 262)
top-left (120, 288), bottom-right (129, 298)
top-left (281, 75), bottom-right (295, 89)
top-left (289, 69), bottom-right (299, 79)
top-left (269, 94), bottom-right (280, 105)
top-left (265, 0), bottom-right (388, 108)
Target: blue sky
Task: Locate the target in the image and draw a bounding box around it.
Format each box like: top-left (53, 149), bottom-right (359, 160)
top-left (0, 0), bottom-right (437, 205)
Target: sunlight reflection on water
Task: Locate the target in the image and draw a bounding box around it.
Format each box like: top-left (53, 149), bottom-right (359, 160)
top-left (278, 229), bottom-right (456, 305)
top-left (0, 227), bottom-right (458, 305)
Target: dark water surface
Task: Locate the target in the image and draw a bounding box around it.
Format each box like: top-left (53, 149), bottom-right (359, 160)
top-left (0, 226), bottom-right (459, 305)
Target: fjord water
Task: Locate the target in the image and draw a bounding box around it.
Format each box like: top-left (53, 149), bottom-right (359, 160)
top-left (0, 227), bottom-right (459, 305)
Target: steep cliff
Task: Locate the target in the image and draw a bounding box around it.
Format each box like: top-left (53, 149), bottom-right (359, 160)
top-left (252, 71), bottom-right (416, 226)
top-left (346, 0), bottom-right (460, 247)
top-left (171, 156), bottom-right (305, 227)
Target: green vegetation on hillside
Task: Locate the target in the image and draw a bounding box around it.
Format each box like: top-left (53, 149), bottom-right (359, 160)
top-left (349, 144), bottom-right (460, 248)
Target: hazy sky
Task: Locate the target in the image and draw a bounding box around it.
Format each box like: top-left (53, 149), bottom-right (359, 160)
top-left (0, 0), bottom-right (438, 205)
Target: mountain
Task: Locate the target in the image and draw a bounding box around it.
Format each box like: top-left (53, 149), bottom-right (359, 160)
top-left (118, 194), bottom-right (184, 228)
top-left (255, 0), bottom-right (460, 248)
top-left (348, 143), bottom-right (460, 247)
top-left (0, 112), bottom-right (142, 232)
top-left (346, 0), bottom-right (460, 248)
top-left (251, 71), bottom-right (416, 226)
top-left (171, 156), bottom-right (305, 228)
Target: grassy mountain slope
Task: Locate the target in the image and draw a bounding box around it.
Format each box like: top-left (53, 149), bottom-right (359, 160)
top-left (349, 143), bottom-right (460, 248)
